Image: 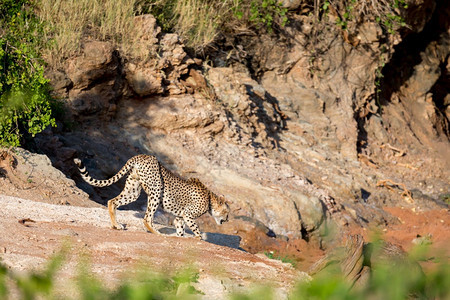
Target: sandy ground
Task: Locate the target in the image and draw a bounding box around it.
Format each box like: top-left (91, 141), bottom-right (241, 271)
top-left (1, 193), bottom-right (448, 298)
top-left (0, 195), bottom-right (309, 298)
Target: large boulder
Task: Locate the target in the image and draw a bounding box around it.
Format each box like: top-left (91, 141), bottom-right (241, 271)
top-left (124, 15), bottom-right (196, 97)
top-left (65, 41), bottom-right (122, 118)
top-left (125, 62), bottom-right (165, 96)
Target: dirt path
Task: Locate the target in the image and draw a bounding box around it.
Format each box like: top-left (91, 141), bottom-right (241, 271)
top-left (0, 195), bottom-right (309, 298)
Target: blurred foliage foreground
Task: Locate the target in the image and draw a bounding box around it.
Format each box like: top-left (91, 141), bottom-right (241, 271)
top-left (0, 238), bottom-right (448, 300)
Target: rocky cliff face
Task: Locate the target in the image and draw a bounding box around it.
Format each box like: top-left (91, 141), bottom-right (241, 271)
top-left (35, 2), bottom-right (449, 253)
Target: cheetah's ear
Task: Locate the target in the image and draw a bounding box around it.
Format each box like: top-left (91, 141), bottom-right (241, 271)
top-left (187, 177), bottom-right (203, 186)
top-left (218, 195), bottom-right (228, 205)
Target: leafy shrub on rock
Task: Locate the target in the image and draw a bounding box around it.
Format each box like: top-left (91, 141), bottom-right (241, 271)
top-left (0, 0), bottom-right (56, 147)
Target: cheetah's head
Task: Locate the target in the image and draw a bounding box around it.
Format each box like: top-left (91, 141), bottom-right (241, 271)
top-left (210, 195), bottom-right (230, 225)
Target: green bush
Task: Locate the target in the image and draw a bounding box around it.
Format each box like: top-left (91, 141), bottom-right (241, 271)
top-left (319, 0), bottom-right (407, 35)
top-left (235, 0), bottom-right (288, 32)
top-left (0, 0), bottom-right (56, 147)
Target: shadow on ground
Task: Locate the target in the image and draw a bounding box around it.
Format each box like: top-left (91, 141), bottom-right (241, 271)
top-left (133, 211), bottom-right (243, 250)
top-left (158, 226), bottom-right (242, 250)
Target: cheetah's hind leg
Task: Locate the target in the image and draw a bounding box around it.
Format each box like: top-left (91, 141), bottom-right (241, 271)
top-left (108, 175), bottom-right (141, 230)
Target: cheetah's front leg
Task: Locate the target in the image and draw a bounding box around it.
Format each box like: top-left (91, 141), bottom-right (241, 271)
top-left (183, 216), bottom-right (203, 240)
top-left (174, 217), bottom-right (185, 237)
top-left (143, 187), bottom-right (162, 235)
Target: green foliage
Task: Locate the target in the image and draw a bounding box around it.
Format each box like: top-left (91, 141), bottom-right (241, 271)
top-left (231, 286), bottom-right (274, 300)
top-left (245, 0), bottom-right (288, 32)
top-left (293, 265), bottom-right (354, 299)
top-left (0, 263), bottom-right (7, 298)
top-left (0, 0), bottom-right (24, 18)
top-left (3, 247), bottom-right (66, 299)
top-left (140, 0), bottom-right (177, 32)
top-left (0, 0), bottom-right (56, 147)
top-left (319, 0), bottom-right (407, 36)
top-left (322, 1), bottom-right (330, 12)
top-left (440, 193), bottom-right (450, 204)
top-left (335, 0), bottom-right (356, 30)
top-left (264, 251), bottom-right (297, 267)
top-left (374, 58), bottom-right (386, 113)
top-left (376, 13), bottom-right (407, 35)
top-left (368, 0), bottom-right (408, 35)
top-left (113, 267), bottom-right (202, 299)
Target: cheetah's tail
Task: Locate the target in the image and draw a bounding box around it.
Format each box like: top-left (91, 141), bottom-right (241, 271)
top-left (74, 158), bottom-right (133, 187)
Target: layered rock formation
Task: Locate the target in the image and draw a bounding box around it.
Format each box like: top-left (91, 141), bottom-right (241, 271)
top-left (36, 2), bottom-right (449, 252)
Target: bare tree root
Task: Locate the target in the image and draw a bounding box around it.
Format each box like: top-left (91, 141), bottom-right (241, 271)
top-left (376, 179), bottom-right (413, 203)
top-left (380, 143), bottom-right (406, 157)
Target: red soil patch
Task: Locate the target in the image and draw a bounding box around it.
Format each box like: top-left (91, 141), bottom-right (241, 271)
top-left (382, 207), bottom-right (450, 254)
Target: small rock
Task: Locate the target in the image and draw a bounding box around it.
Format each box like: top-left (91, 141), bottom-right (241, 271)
top-left (279, 0), bottom-right (302, 9)
top-left (412, 234), bottom-right (432, 246)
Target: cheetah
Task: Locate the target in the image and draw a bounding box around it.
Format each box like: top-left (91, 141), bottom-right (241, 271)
top-left (74, 155), bottom-right (229, 239)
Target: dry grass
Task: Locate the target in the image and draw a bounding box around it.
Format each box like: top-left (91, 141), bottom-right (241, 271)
top-left (37, 0), bottom-right (139, 67)
top-left (37, 0), bottom-right (242, 66)
top-left (355, 0), bottom-right (402, 17)
top-left (38, 0), bottom-right (90, 64)
top-left (37, 0), bottom-right (289, 67)
top-left (171, 0), bottom-right (237, 51)
top-left (36, 0), bottom-right (406, 68)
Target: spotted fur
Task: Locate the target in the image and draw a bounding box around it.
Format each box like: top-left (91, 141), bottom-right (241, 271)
top-left (74, 155), bottom-right (229, 239)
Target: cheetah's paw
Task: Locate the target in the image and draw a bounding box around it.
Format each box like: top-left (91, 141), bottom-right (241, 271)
top-left (112, 223), bottom-right (125, 230)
